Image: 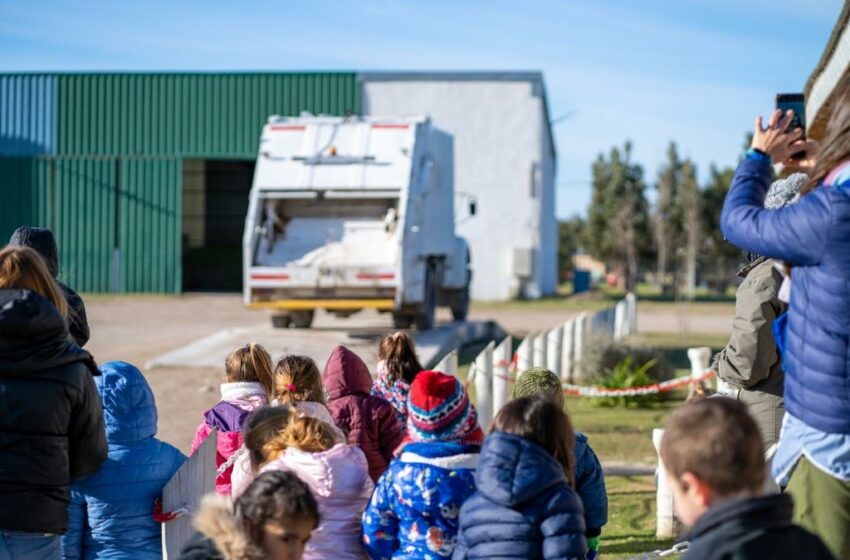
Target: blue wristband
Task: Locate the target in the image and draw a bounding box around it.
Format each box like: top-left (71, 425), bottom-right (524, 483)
top-left (745, 148), bottom-right (771, 163)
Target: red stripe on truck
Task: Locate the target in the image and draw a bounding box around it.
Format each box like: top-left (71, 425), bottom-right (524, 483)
top-left (371, 124), bottom-right (409, 129)
top-left (357, 273), bottom-right (395, 280)
top-left (251, 273), bottom-right (290, 280)
top-left (269, 125), bottom-right (306, 131)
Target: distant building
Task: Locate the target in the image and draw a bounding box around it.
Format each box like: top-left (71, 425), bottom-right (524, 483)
top-left (0, 71), bottom-right (556, 299)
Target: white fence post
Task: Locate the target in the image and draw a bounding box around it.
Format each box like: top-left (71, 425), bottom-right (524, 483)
top-left (533, 331), bottom-right (548, 370)
top-left (614, 300), bottom-right (627, 340)
top-left (492, 337), bottom-right (513, 417)
top-left (473, 341), bottom-right (495, 430)
top-left (436, 349), bottom-right (459, 376)
top-left (516, 336), bottom-right (532, 373)
top-left (561, 319), bottom-right (575, 383)
top-left (626, 292), bottom-right (637, 335)
top-left (573, 312), bottom-right (589, 382)
top-left (653, 428), bottom-right (680, 539)
top-left (547, 324), bottom-right (563, 378)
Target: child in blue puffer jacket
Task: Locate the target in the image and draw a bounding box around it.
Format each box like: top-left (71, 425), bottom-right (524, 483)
top-left (362, 370), bottom-right (484, 560)
top-left (62, 361), bottom-right (186, 560)
top-left (510, 367), bottom-right (607, 558)
top-left (454, 396), bottom-right (587, 559)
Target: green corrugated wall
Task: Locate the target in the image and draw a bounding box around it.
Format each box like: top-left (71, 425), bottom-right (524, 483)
top-left (55, 73), bottom-right (360, 156)
top-left (1, 73), bottom-right (360, 293)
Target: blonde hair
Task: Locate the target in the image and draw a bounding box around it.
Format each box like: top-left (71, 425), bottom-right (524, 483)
top-left (243, 406), bottom-right (293, 474)
top-left (226, 343), bottom-right (274, 396)
top-left (272, 355), bottom-right (325, 405)
top-left (0, 245), bottom-right (68, 317)
top-left (246, 405), bottom-right (338, 471)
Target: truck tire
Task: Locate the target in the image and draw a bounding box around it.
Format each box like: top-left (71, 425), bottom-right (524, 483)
top-left (451, 284), bottom-right (470, 322)
top-left (271, 314), bottom-right (292, 329)
top-left (414, 265), bottom-right (437, 331)
top-left (392, 312), bottom-right (413, 329)
top-left (290, 310), bottom-right (315, 329)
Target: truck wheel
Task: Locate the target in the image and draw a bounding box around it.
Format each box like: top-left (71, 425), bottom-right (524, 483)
top-left (392, 313), bottom-right (413, 329)
top-left (290, 310), bottom-right (315, 329)
top-left (271, 314), bottom-right (292, 329)
top-left (451, 284), bottom-right (470, 322)
top-left (414, 266), bottom-right (437, 331)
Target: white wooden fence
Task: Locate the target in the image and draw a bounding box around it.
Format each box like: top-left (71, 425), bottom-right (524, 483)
top-left (454, 294), bottom-right (637, 428)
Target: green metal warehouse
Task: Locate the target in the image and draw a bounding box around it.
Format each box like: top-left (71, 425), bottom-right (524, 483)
top-left (0, 73), bottom-right (361, 292)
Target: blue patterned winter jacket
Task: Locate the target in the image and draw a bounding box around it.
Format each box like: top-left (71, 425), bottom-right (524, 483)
top-left (62, 361), bottom-right (186, 560)
top-left (721, 157), bottom-right (850, 434)
top-left (362, 441), bottom-right (480, 560)
top-left (453, 432), bottom-right (587, 559)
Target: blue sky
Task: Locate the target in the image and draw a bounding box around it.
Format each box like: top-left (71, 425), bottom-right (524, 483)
top-left (0, 0), bottom-right (843, 218)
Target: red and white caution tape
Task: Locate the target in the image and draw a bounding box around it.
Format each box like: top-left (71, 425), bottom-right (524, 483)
top-left (560, 370), bottom-right (715, 397)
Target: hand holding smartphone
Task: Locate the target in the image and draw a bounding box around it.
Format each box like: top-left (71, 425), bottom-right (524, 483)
top-left (776, 93), bottom-right (806, 160)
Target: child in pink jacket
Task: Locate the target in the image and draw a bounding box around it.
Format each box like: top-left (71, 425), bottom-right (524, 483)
top-left (258, 409), bottom-right (374, 559)
top-left (191, 343), bottom-right (273, 495)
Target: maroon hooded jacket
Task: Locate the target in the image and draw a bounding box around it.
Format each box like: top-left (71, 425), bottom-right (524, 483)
top-left (323, 345), bottom-right (404, 482)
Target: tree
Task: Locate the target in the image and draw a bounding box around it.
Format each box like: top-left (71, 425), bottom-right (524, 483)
top-left (585, 142), bottom-right (651, 291)
top-left (699, 165), bottom-right (741, 294)
top-left (654, 143), bottom-right (683, 291)
top-left (558, 216), bottom-right (586, 280)
top-left (680, 160), bottom-right (700, 299)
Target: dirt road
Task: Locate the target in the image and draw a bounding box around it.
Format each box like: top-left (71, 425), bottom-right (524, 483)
top-left (82, 294), bottom-right (733, 451)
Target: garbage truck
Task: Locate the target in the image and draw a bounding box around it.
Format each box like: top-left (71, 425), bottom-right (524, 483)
top-left (242, 115), bottom-right (473, 330)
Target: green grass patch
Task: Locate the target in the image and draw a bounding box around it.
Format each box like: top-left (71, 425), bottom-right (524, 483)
top-left (602, 476), bottom-right (680, 559)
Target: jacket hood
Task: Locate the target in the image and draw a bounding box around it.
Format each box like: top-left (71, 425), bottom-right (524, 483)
top-left (264, 443), bottom-right (372, 499)
top-left (97, 361), bottom-right (158, 443)
top-left (9, 226), bottom-right (59, 278)
top-left (683, 493), bottom-right (794, 542)
top-left (193, 495), bottom-right (264, 560)
top-left (323, 345), bottom-right (373, 399)
top-left (0, 289), bottom-right (97, 377)
top-left (475, 431), bottom-right (567, 507)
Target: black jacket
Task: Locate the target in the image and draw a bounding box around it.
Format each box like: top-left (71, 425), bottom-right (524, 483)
top-left (683, 494), bottom-right (834, 560)
top-left (0, 289), bottom-right (107, 534)
top-left (8, 226), bottom-right (90, 347)
top-left (178, 533), bottom-right (225, 560)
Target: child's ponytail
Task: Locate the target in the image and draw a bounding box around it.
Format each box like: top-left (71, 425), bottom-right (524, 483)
top-left (281, 414), bottom-right (338, 453)
top-left (378, 331), bottom-right (424, 384)
top-left (225, 343), bottom-right (274, 396)
top-left (272, 355), bottom-right (325, 405)
top-left (243, 406), bottom-right (292, 473)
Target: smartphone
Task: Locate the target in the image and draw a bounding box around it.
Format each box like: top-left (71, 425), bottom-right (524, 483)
top-left (776, 93), bottom-right (806, 159)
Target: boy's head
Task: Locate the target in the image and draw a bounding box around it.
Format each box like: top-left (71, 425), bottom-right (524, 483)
top-left (97, 361), bottom-right (158, 444)
top-left (660, 398), bottom-right (765, 526)
top-left (511, 367), bottom-right (565, 406)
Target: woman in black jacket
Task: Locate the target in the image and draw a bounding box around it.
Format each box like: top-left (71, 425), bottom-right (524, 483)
top-left (0, 245), bottom-right (106, 558)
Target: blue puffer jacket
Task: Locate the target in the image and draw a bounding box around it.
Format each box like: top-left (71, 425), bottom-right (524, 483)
top-left (62, 361), bottom-right (186, 560)
top-left (721, 157), bottom-right (850, 434)
top-left (362, 441), bottom-right (480, 559)
top-left (453, 432), bottom-right (587, 559)
top-left (574, 433), bottom-right (607, 534)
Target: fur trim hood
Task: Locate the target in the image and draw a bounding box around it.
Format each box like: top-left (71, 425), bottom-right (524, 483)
top-left (192, 495), bottom-right (264, 560)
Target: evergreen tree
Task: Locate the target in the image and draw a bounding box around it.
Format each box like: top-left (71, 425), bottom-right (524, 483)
top-left (654, 142), bottom-right (683, 292)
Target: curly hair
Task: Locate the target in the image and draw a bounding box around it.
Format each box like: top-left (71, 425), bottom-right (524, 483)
top-left (236, 471), bottom-right (320, 545)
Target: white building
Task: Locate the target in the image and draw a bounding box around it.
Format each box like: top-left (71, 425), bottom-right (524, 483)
top-left (361, 72), bottom-right (557, 301)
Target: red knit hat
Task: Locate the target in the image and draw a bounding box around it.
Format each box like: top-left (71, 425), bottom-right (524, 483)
top-left (404, 370), bottom-right (483, 446)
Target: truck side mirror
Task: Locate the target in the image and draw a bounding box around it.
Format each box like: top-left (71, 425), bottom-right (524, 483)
top-left (469, 201), bottom-right (477, 217)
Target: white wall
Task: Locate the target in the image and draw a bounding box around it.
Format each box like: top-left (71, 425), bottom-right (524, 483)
top-left (362, 79), bottom-right (556, 301)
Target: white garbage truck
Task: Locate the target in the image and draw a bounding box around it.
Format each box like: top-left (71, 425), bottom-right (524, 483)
top-left (242, 115), bottom-right (473, 330)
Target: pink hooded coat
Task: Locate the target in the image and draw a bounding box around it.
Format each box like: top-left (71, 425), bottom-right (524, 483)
top-left (190, 382), bottom-right (268, 495)
top-left (323, 346), bottom-right (404, 482)
top-left (261, 443), bottom-right (374, 559)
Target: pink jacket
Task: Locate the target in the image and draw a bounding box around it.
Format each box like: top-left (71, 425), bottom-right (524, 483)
top-left (230, 401), bottom-right (345, 499)
top-left (191, 382), bottom-right (268, 495)
top-left (262, 443), bottom-right (374, 560)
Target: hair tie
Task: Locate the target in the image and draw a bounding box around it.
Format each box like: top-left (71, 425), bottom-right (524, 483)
top-left (287, 383), bottom-right (297, 392)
